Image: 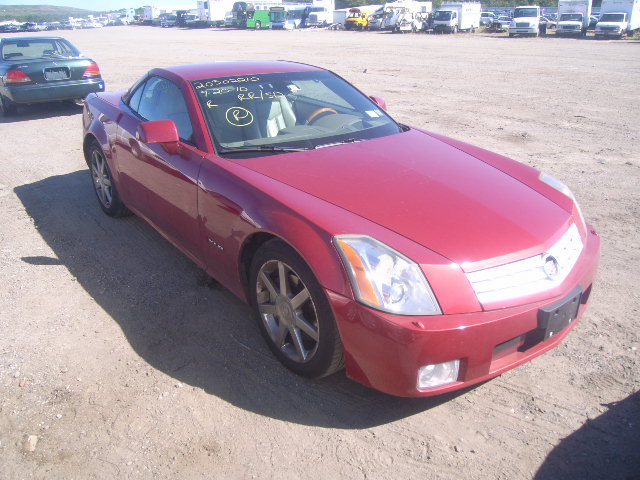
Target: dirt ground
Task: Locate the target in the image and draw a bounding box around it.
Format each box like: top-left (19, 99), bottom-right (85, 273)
top-left (0, 26), bottom-right (638, 479)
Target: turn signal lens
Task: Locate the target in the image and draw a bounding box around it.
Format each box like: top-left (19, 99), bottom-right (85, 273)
top-left (82, 63), bottom-right (101, 78)
top-left (6, 69), bottom-right (32, 83)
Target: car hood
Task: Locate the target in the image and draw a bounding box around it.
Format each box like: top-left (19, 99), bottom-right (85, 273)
top-left (237, 129), bottom-right (570, 266)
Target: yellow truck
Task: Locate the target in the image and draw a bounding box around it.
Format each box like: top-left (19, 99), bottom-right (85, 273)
top-left (345, 5), bottom-right (382, 30)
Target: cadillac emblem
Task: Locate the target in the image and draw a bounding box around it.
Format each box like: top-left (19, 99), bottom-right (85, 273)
top-left (543, 254), bottom-right (559, 279)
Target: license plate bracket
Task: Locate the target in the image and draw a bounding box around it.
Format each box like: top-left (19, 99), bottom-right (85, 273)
top-left (537, 285), bottom-right (582, 340)
top-left (44, 67), bottom-right (70, 81)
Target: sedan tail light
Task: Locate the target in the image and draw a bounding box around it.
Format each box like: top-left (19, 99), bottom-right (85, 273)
top-left (6, 69), bottom-right (32, 83)
top-left (82, 63), bottom-right (101, 78)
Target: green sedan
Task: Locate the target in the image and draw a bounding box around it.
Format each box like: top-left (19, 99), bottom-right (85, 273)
top-left (0, 36), bottom-right (105, 115)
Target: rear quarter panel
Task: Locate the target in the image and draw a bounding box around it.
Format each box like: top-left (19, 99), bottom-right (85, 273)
top-left (83, 92), bottom-right (124, 190)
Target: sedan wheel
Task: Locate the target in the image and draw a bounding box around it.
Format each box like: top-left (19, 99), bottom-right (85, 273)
top-left (0, 95), bottom-right (16, 116)
top-left (250, 241), bottom-right (344, 378)
top-left (88, 143), bottom-right (130, 217)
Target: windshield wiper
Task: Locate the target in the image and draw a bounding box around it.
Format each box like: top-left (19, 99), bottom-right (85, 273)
top-left (219, 145), bottom-right (313, 154)
top-left (315, 138), bottom-right (361, 149)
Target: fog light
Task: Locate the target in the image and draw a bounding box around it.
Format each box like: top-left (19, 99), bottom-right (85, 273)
top-left (417, 360), bottom-right (460, 389)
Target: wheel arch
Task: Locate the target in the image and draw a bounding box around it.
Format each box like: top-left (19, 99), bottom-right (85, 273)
top-left (236, 223), bottom-right (352, 305)
top-left (82, 132), bottom-right (101, 165)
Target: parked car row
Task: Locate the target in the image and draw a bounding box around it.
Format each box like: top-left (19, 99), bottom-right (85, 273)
top-left (0, 19), bottom-right (112, 33)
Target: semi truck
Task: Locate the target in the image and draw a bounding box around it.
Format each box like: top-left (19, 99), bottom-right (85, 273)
top-left (556, 0), bottom-right (592, 36)
top-left (595, 0), bottom-right (640, 37)
top-left (432, 2), bottom-right (481, 33)
top-left (509, 5), bottom-right (546, 36)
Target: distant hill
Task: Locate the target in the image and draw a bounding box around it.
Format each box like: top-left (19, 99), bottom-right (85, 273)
top-left (0, 4), bottom-right (98, 22)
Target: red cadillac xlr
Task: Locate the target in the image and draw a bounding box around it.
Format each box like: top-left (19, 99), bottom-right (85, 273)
top-left (82, 61), bottom-right (600, 397)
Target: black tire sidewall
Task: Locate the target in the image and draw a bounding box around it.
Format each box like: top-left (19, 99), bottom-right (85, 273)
top-left (249, 240), bottom-right (343, 379)
top-left (0, 95), bottom-right (16, 116)
top-left (88, 143), bottom-right (128, 217)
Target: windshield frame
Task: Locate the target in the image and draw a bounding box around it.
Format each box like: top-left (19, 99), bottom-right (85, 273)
top-left (191, 69), bottom-right (403, 157)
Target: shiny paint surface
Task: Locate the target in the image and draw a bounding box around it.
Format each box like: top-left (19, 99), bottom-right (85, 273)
top-left (82, 61), bottom-right (600, 397)
top-left (0, 36), bottom-right (104, 105)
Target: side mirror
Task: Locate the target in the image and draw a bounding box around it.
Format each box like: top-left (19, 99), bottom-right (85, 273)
top-left (137, 119), bottom-right (179, 154)
top-left (369, 95), bottom-right (387, 111)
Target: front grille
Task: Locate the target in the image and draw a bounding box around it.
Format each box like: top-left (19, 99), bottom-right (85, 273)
top-left (467, 223), bottom-right (583, 305)
top-left (516, 22), bottom-right (529, 27)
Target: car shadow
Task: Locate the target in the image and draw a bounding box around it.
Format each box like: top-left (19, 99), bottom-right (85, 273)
top-left (14, 170), bottom-right (476, 428)
top-left (0, 101), bottom-right (82, 123)
top-left (534, 391), bottom-right (640, 480)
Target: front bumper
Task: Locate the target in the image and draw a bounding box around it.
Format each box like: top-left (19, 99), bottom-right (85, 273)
top-left (557, 26), bottom-right (582, 35)
top-left (2, 78), bottom-right (105, 105)
top-left (595, 29), bottom-right (623, 37)
top-left (328, 226), bottom-right (600, 397)
top-left (433, 24), bottom-right (455, 32)
top-left (509, 26), bottom-right (538, 35)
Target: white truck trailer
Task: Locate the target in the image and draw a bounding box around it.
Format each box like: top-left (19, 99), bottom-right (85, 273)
top-left (595, 0), bottom-right (640, 38)
top-left (556, 0), bottom-right (592, 36)
top-left (432, 2), bottom-right (481, 33)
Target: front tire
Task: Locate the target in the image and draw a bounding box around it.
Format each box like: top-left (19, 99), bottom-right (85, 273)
top-left (255, 20), bottom-right (261, 29)
top-left (88, 142), bottom-right (130, 217)
top-left (249, 240), bottom-right (344, 379)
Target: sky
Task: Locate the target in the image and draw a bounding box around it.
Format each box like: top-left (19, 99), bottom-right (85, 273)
top-left (0, 0), bottom-right (199, 10)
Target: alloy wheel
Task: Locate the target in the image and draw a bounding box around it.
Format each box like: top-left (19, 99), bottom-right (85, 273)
top-left (255, 259), bottom-right (319, 363)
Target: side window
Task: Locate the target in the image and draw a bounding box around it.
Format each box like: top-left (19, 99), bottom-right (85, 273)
top-left (127, 82), bottom-right (145, 113)
top-left (136, 76), bottom-right (194, 143)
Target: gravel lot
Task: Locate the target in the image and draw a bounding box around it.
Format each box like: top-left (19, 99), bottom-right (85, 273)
top-left (0, 26), bottom-right (638, 479)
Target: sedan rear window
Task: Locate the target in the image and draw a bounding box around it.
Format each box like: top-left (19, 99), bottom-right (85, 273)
top-left (1, 38), bottom-right (79, 61)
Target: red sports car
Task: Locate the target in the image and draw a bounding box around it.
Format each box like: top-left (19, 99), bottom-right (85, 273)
top-left (82, 61), bottom-right (600, 397)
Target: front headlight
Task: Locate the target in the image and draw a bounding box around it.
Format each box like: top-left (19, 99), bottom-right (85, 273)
top-left (539, 172), bottom-right (586, 230)
top-left (334, 235), bottom-right (441, 316)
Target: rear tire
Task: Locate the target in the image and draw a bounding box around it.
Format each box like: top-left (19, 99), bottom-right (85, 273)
top-left (255, 20), bottom-right (261, 29)
top-left (88, 142), bottom-right (130, 217)
top-left (0, 94), bottom-right (16, 116)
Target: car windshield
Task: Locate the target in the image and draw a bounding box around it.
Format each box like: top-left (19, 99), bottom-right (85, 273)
top-left (599, 13), bottom-right (625, 22)
top-left (192, 70), bottom-right (402, 154)
top-left (1, 38), bottom-right (79, 60)
top-left (560, 13), bottom-right (583, 21)
top-left (514, 8), bottom-right (538, 18)
top-left (434, 11), bottom-right (453, 20)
